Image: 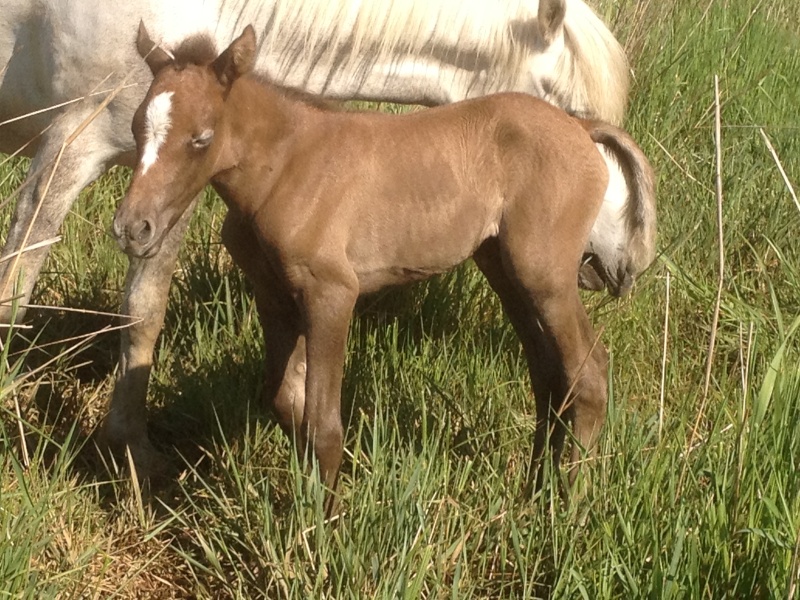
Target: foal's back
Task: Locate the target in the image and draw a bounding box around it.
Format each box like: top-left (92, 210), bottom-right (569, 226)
top-left (259, 92), bottom-right (608, 293)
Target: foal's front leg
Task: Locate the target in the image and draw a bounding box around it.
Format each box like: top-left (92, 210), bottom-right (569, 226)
top-left (224, 214), bottom-right (355, 505)
top-left (260, 309), bottom-right (307, 442)
top-left (221, 212), bottom-right (306, 433)
top-left (296, 272), bottom-right (358, 506)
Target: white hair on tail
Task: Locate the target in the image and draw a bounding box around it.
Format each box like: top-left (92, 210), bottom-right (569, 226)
top-left (140, 92), bottom-right (174, 174)
top-left (590, 143), bottom-right (629, 259)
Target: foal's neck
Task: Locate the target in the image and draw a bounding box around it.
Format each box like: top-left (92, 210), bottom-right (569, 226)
top-left (230, 77), bottom-right (309, 146)
top-left (214, 77), bottom-right (321, 211)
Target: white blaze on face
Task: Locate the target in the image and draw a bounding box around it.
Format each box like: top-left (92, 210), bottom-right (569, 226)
top-left (140, 91), bottom-right (175, 174)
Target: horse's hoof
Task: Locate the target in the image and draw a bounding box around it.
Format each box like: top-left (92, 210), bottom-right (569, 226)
top-left (95, 424), bottom-right (170, 482)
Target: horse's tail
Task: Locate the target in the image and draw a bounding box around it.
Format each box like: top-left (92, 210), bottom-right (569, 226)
top-left (578, 119), bottom-right (656, 297)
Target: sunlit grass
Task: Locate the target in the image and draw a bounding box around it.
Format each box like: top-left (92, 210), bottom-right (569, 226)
top-left (1, 1), bottom-right (799, 597)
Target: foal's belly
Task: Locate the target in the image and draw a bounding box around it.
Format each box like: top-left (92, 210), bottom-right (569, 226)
top-left (347, 189), bottom-right (503, 294)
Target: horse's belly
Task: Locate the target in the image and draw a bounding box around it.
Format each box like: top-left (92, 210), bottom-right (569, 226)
top-left (349, 191), bottom-right (502, 294)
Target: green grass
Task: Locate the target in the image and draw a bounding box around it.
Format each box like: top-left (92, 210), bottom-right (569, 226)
top-left (2, 1), bottom-right (800, 597)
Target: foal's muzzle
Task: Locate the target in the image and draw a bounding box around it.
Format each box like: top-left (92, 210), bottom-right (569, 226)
top-left (112, 209), bottom-right (159, 258)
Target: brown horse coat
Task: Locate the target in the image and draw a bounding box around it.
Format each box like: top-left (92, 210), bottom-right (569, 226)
top-left (114, 25), bottom-right (654, 507)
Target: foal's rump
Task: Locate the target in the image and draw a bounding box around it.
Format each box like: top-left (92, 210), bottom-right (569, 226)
top-left (328, 95), bottom-right (649, 298)
top-left (579, 120), bottom-right (657, 297)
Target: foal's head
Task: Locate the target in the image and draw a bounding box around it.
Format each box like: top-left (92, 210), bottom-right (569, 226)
top-left (113, 23), bottom-right (256, 258)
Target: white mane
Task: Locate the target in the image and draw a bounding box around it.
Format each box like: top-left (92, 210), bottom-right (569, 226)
top-left (559, 0), bottom-right (629, 124)
top-left (213, 0), bottom-right (629, 123)
top-left (264, 0), bottom-right (530, 73)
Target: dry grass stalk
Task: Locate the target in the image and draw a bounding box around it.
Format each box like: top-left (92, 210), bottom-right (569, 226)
top-left (659, 271), bottom-right (671, 440)
top-left (759, 128), bottom-right (800, 215)
top-left (677, 74), bottom-right (724, 500)
top-left (702, 74), bottom-right (725, 400)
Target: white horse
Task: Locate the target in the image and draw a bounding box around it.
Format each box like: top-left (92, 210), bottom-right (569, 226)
top-left (0, 0), bottom-right (634, 475)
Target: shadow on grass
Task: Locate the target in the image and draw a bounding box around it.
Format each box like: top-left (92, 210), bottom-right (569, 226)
top-left (0, 267), bottom-right (559, 599)
top-left (3, 254), bottom-right (526, 513)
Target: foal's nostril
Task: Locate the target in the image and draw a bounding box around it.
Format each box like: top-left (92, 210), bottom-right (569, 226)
top-left (131, 219), bottom-right (154, 245)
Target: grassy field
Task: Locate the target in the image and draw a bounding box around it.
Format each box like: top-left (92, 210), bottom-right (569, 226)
top-left (2, 1), bottom-right (800, 597)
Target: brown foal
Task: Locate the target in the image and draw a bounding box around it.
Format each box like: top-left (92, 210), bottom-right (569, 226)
top-left (113, 25), bottom-right (655, 507)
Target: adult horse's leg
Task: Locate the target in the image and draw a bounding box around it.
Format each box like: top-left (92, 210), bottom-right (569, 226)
top-left (0, 105), bottom-right (118, 322)
top-left (100, 196), bottom-right (198, 477)
top-left (100, 198), bottom-right (197, 478)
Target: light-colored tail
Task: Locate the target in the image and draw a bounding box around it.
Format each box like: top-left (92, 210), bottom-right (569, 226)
top-left (578, 120), bottom-right (656, 297)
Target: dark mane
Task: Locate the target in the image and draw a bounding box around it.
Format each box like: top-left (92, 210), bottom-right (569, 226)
top-left (172, 34), bottom-right (218, 67)
top-left (271, 83), bottom-right (343, 112)
top-left (170, 35), bottom-right (340, 112)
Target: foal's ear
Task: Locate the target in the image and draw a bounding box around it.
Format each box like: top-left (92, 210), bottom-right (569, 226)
top-left (212, 25), bottom-right (257, 88)
top-left (538, 0), bottom-right (566, 44)
top-left (137, 21), bottom-right (173, 75)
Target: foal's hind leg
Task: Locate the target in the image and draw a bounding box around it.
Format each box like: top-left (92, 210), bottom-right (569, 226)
top-left (563, 296), bottom-right (609, 486)
top-left (474, 240), bottom-right (565, 492)
top-left (474, 238), bottom-right (608, 494)
top-left (519, 279), bottom-right (608, 493)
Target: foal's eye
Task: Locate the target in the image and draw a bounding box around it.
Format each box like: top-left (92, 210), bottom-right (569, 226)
top-left (190, 130), bottom-right (214, 149)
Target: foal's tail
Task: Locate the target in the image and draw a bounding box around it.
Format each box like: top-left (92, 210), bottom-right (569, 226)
top-left (578, 120), bottom-right (656, 297)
